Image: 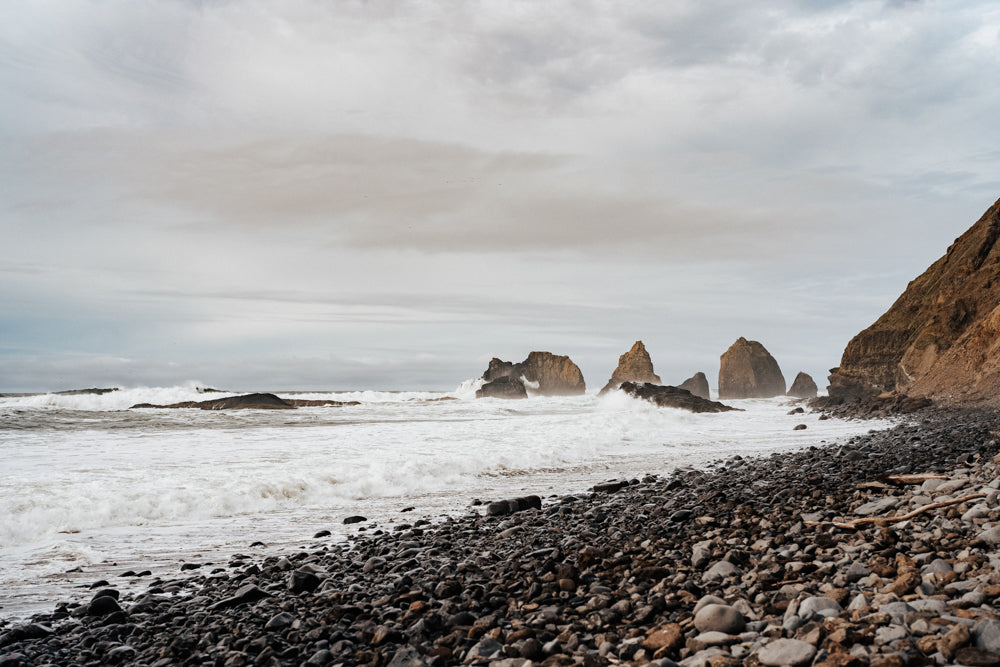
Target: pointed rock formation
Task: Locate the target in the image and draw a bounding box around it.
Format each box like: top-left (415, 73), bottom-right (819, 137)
top-left (620, 382), bottom-right (739, 413)
top-left (828, 197), bottom-right (1000, 404)
top-left (787, 372), bottom-right (818, 399)
top-left (600, 341), bottom-right (661, 394)
top-left (718, 338), bottom-right (786, 399)
top-left (479, 351), bottom-right (586, 397)
top-left (678, 372), bottom-right (711, 400)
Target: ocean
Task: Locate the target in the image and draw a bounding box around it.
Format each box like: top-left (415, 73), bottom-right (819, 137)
top-left (0, 382), bottom-right (889, 621)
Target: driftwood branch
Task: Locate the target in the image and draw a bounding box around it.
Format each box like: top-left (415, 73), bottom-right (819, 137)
top-left (805, 493), bottom-right (986, 531)
top-left (885, 473), bottom-right (948, 485)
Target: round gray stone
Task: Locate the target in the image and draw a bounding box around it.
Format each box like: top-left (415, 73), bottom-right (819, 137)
top-left (757, 639), bottom-right (817, 667)
top-left (798, 596), bottom-right (842, 620)
top-left (694, 604), bottom-right (745, 634)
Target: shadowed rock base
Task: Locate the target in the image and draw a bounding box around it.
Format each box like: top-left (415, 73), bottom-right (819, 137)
top-left (620, 381), bottom-right (740, 413)
top-left (131, 393), bottom-right (360, 410)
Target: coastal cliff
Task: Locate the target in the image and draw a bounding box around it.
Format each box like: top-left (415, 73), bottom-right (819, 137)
top-left (829, 197), bottom-right (1000, 404)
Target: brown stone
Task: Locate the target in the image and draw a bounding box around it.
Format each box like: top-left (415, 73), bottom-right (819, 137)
top-left (870, 656), bottom-right (905, 667)
top-left (916, 635), bottom-right (940, 655)
top-left (825, 588), bottom-right (851, 606)
top-left (828, 197), bottom-right (1000, 405)
top-left (718, 337), bottom-right (786, 399)
top-left (955, 647), bottom-right (1000, 667)
top-left (600, 341), bottom-right (661, 394)
top-left (887, 570), bottom-right (922, 596)
top-left (643, 624), bottom-right (684, 652)
top-left (940, 622), bottom-right (971, 660)
top-left (814, 654), bottom-right (869, 667)
top-left (707, 656), bottom-right (743, 667)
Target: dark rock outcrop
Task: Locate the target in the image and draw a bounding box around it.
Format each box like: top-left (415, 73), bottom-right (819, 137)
top-left (600, 341), bottom-right (661, 394)
top-left (55, 387), bottom-right (119, 396)
top-left (620, 382), bottom-right (740, 413)
top-left (132, 393), bottom-right (295, 410)
top-left (480, 352), bottom-right (585, 396)
top-left (475, 376), bottom-right (529, 399)
top-left (829, 197), bottom-right (1000, 405)
top-left (678, 372), bottom-right (711, 400)
top-left (131, 394), bottom-right (360, 410)
top-left (718, 337), bottom-right (786, 399)
top-left (787, 372), bottom-right (818, 399)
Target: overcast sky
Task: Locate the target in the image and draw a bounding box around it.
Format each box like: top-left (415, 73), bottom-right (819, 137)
top-left (2, 0), bottom-right (999, 393)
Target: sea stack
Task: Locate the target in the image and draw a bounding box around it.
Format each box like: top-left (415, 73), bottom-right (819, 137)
top-left (477, 351), bottom-right (585, 397)
top-left (718, 338), bottom-right (786, 399)
top-left (787, 372), bottom-right (818, 399)
top-left (828, 197), bottom-right (1000, 404)
top-left (600, 341), bottom-right (661, 394)
top-left (678, 372), bottom-right (711, 400)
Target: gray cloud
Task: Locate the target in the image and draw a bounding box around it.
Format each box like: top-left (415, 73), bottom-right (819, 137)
top-left (1, 0), bottom-right (999, 392)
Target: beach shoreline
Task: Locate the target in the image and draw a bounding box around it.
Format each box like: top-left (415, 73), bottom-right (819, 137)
top-left (4, 407), bottom-right (1000, 666)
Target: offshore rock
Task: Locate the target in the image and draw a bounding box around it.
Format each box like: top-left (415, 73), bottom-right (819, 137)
top-left (829, 197), bottom-right (1000, 404)
top-left (476, 376), bottom-right (529, 399)
top-left (131, 393), bottom-right (296, 410)
top-left (480, 351), bottom-right (585, 396)
top-left (679, 372), bottom-right (711, 400)
top-left (131, 394), bottom-right (360, 410)
top-left (718, 337), bottom-right (786, 399)
top-left (787, 372), bottom-right (818, 399)
top-left (620, 382), bottom-right (739, 413)
top-left (600, 340), bottom-right (661, 394)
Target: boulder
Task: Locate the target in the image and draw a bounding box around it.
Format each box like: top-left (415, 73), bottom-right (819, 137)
top-left (718, 338), bottom-right (786, 399)
top-left (787, 372), bottom-right (818, 398)
top-left (600, 341), bottom-right (661, 394)
top-left (828, 197), bottom-right (1000, 405)
top-left (679, 372), bottom-right (711, 399)
top-left (620, 382), bottom-right (740, 413)
top-left (480, 352), bottom-right (585, 396)
top-left (476, 376), bottom-right (528, 399)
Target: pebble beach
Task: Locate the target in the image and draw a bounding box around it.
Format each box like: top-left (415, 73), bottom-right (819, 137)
top-left (4, 407), bottom-right (1000, 667)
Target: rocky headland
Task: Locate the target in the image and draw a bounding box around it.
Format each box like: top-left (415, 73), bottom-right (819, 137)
top-left (6, 410), bottom-right (1000, 667)
top-left (601, 342), bottom-right (662, 395)
top-left (477, 353), bottom-right (586, 399)
top-left (719, 339), bottom-right (786, 400)
top-left (828, 198), bottom-right (1000, 405)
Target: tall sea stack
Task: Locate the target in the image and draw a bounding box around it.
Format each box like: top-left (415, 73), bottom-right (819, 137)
top-left (718, 338), bottom-right (786, 399)
top-left (600, 341), bottom-right (661, 394)
top-left (829, 197), bottom-right (1000, 404)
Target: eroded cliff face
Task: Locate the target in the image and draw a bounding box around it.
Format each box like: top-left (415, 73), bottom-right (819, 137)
top-left (829, 197), bottom-right (1000, 403)
top-left (600, 341), bottom-right (661, 394)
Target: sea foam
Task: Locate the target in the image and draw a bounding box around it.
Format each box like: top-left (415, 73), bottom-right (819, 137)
top-left (0, 387), bottom-right (891, 619)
